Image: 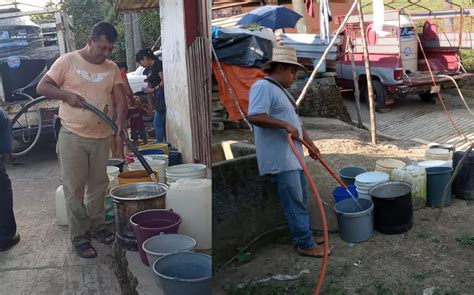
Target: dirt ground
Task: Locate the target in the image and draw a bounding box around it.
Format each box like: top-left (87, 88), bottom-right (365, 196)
top-left (212, 123), bottom-right (474, 294)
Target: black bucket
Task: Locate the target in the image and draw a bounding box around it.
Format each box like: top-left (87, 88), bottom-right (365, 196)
top-left (369, 181), bottom-right (413, 234)
top-left (453, 151), bottom-right (474, 200)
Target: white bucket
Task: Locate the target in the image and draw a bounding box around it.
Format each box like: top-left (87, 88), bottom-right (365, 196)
top-left (166, 164), bottom-right (207, 184)
top-left (130, 159), bottom-right (167, 183)
top-left (107, 166), bottom-right (120, 179)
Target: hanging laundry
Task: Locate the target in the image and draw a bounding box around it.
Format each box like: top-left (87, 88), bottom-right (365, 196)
top-left (320, 0), bottom-right (332, 44)
top-left (305, 0), bottom-right (314, 17)
top-left (373, 0), bottom-right (390, 37)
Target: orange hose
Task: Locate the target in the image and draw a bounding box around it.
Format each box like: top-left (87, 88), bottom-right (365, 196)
top-left (287, 134), bottom-right (329, 295)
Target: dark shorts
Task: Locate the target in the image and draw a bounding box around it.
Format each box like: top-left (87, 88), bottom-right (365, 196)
top-left (130, 128), bottom-right (147, 141)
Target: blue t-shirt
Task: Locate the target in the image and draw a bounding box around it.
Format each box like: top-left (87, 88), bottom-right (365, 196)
top-left (0, 108), bottom-right (12, 154)
top-left (248, 78), bottom-right (304, 175)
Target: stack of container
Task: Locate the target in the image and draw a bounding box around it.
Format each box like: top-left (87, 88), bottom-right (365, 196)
top-left (166, 164), bottom-right (208, 184)
top-left (129, 158), bottom-right (167, 183)
top-left (375, 159), bottom-right (405, 174)
top-left (425, 148), bottom-right (453, 161)
top-left (355, 171), bottom-right (390, 200)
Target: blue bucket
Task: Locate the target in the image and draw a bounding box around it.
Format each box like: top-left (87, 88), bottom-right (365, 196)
top-left (338, 166), bottom-right (368, 186)
top-left (332, 185), bottom-right (358, 203)
top-left (140, 149), bottom-right (165, 156)
top-left (426, 166), bottom-right (453, 208)
top-left (153, 252), bottom-right (211, 295)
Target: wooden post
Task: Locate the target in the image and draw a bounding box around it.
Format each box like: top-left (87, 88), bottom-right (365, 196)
top-left (356, 0), bottom-right (377, 145)
top-left (348, 38), bottom-right (363, 128)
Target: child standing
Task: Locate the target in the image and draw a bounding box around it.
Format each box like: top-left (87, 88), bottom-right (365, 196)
top-left (128, 96), bottom-right (151, 146)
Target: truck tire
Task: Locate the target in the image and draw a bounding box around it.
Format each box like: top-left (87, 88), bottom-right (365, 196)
top-left (363, 80), bottom-right (386, 111)
top-left (419, 92), bottom-right (435, 102)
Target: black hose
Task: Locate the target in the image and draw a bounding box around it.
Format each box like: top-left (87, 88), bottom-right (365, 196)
top-left (81, 101), bottom-right (153, 175)
top-left (13, 97), bottom-right (154, 176)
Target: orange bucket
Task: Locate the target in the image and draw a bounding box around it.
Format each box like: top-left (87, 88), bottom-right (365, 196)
top-left (118, 170), bottom-right (159, 185)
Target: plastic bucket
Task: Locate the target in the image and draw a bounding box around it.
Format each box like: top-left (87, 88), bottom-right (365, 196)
top-left (152, 252), bottom-right (211, 295)
top-left (140, 143), bottom-right (169, 155)
top-left (117, 170), bottom-right (159, 185)
top-left (108, 158), bottom-right (126, 173)
top-left (130, 209), bottom-right (182, 265)
top-left (169, 151), bottom-right (183, 166)
top-left (140, 149), bottom-right (165, 156)
top-left (107, 166), bottom-right (120, 179)
top-left (334, 198), bottom-right (374, 243)
top-left (143, 233), bottom-right (196, 271)
top-left (426, 166), bottom-right (453, 208)
top-left (332, 185), bottom-right (358, 203)
top-left (369, 181), bottom-right (413, 234)
top-left (337, 166), bottom-right (368, 186)
top-left (452, 151), bottom-right (474, 200)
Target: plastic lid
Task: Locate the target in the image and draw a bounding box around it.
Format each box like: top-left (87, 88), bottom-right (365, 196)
top-left (355, 171), bottom-right (390, 184)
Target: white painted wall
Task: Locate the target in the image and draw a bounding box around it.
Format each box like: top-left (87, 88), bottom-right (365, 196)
top-left (159, 0), bottom-right (193, 163)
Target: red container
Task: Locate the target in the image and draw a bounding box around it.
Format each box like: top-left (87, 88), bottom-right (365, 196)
top-left (129, 209), bottom-right (182, 265)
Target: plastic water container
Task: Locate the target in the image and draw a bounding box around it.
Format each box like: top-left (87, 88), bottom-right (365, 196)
top-left (334, 198), bottom-right (374, 243)
top-left (355, 171), bottom-right (390, 201)
top-left (332, 185), bottom-right (358, 203)
top-left (107, 166), bottom-right (120, 179)
top-left (130, 158), bottom-right (167, 183)
top-left (166, 179), bottom-right (212, 250)
top-left (166, 164), bottom-right (207, 184)
top-left (142, 233), bottom-right (196, 271)
top-left (55, 185), bottom-right (68, 226)
top-left (152, 252), bottom-right (211, 295)
top-left (337, 166), bottom-right (367, 186)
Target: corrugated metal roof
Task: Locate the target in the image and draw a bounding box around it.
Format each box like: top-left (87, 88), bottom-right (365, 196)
top-left (116, 0), bottom-right (159, 13)
top-left (211, 13), bottom-right (247, 28)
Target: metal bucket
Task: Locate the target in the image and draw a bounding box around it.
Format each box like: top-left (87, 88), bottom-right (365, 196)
top-left (110, 183), bottom-right (168, 250)
top-left (333, 198), bottom-right (374, 243)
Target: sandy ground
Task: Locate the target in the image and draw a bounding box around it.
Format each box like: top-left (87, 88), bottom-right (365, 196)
top-left (212, 122), bottom-right (474, 294)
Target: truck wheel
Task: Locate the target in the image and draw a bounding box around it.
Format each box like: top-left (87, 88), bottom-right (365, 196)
top-left (363, 80), bottom-right (386, 111)
top-left (419, 92), bottom-right (435, 102)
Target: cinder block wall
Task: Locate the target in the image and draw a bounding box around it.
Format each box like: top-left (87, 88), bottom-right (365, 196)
top-left (212, 149), bottom-right (286, 267)
top-left (290, 75), bottom-right (352, 124)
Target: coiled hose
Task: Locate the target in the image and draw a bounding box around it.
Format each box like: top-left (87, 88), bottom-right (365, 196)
top-left (12, 96), bottom-right (153, 175)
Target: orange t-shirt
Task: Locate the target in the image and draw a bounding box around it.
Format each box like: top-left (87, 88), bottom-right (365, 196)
top-left (46, 51), bottom-right (123, 139)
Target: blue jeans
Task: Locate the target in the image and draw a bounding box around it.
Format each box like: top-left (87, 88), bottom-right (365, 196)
top-left (274, 170), bottom-right (315, 250)
top-left (153, 110), bottom-right (166, 143)
top-left (0, 160), bottom-right (16, 248)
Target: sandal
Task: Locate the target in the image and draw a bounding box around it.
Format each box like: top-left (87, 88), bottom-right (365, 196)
top-left (75, 242), bottom-right (97, 258)
top-left (92, 229), bottom-right (115, 245)
top-left (296, 245), bottom-right (332, 258)
top-left (313, 235), bottom-right (325, 245)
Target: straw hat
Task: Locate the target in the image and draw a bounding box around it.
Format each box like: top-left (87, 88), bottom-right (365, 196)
top-left (262, 46), bottom-right (307, 72)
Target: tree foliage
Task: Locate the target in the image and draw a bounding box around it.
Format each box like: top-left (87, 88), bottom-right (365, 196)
top-left (59, 0), bottom-right (160, 63)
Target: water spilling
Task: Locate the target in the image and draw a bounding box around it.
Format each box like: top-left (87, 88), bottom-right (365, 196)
top-left (150, 173), bottom-right (160, 188)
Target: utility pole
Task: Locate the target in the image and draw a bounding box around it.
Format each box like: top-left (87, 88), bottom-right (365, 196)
top-left (292, 0), bottom-right (308, 33)
top-left (356, 0), bottom-right (377, 145)
top-left (123, 13), bottom-right (136, 71)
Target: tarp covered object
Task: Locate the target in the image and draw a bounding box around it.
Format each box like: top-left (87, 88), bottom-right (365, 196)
top-left (212, 26), bottom-right (275, 68)
top-left (212, 59), bottom-right (267, 121)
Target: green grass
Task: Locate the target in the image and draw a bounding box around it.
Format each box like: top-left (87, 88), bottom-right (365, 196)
top-left (411, 271), bottom-right (433, 282)
top-left (456, 233), bottom-right (474, 246)
top-left (232, 277), bottom-right (313, 295)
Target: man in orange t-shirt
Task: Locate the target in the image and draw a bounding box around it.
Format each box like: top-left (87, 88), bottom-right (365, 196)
top-left (37, 22), bottom-right (127, 258)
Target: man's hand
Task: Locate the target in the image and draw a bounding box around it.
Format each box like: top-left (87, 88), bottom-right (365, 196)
top-left (285, 123), bottom-right (299, 139)
top-left (308, 145), bottom-right (321, 160)
top-left (63, 93), bottom-right (85, 108)
top-left (116, 120), bottom-right (127, 140)
top-left (145, 87), bottom-right (154, 94)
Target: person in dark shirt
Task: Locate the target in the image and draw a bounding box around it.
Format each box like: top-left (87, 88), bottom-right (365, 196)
top-left (0, 108), bottom-right (20, 252)
top-left (135, 49), bottom-right (166, 143)
top-left (128, 95), bottom-right (151, 146)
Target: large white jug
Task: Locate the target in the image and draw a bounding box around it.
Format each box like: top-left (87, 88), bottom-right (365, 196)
top-left (55, 185), bottom-right (68, 226)
top-left (166, 179), bottom-right (211, 250)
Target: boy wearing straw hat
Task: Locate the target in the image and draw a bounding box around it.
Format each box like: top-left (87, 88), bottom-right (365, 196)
top-left (248, 46), bottom-right (330, 258)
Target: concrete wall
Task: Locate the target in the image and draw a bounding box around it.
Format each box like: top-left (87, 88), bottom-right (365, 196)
top-left (160, 0), bottom-right (193, 163)
top-left (212, 146), bottom-right (286, 266)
